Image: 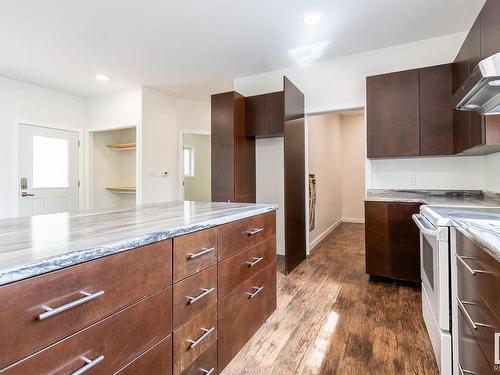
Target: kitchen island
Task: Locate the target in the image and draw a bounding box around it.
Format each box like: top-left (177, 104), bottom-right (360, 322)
top-left (0, 201), bottom-right (278, 374)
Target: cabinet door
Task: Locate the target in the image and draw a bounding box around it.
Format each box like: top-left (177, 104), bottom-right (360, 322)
top-left (480, 0), bottom-right (500, 60)
top-left (419, 64), bottom-right (454, 155)
top-left (388, 203), bottom-right (421, 282)
top-left (364, 202), bottom-right (389, 277)
top-left (245, 94), bottom-right (269, 137)
top-left (268, 91), bottom-right (284, 136)
top-left (366, 70), bottom-right (420, 158)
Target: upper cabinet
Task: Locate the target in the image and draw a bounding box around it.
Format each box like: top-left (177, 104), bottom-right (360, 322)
top-left (245, 91), bottom-right (284, 138)
top-left (366, 64), bottom-right (453, 158)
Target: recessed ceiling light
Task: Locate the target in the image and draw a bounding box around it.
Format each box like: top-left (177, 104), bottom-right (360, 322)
top-left (303, 13), bottom-right (321, 25)
top-left (96, 74), bottom-right (110, 81)
top-left (464, 104), bottom-right (480, 110)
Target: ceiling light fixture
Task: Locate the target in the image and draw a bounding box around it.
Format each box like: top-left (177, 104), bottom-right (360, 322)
top-left (96, 74), bottom-right (110, 81)
top-left (488, 79), bottom-right (500, 87)
top-left (303, 13), bottom-right (321, 25)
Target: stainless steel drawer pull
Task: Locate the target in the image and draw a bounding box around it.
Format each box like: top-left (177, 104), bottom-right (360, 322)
top-left (246, 228), bottom-right (264, 236)
top-left (456, 255), bottom-right (488, 275)
top-left (457, 298), bottom-right (494, 330)
top-left (188, 247), bottom-right (215, 259)
top-left (187, 327), bottom-right (215, 349)
top-left (71, 355), bottom-right (104, 375)
top-left (200, 368), bottom-right (215, 375)
top-left (246, 286), bottom-right (264, 298)
top-left (458, 362), bottom-right (479, 375)
top-left (38, 290), bottom-right (105, 320)
top-left (186, 288), bottom-right (215, 305)
top-left (246, 256), bottom-right (264, 267)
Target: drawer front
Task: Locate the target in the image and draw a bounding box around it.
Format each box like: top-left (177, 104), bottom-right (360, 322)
top-left (181, 342), bottom-right (217, 375)
top-left (457, 308), bottom-right (494, 375)
top-left (218, 236), bottom-right (276, 298)
top-left (2, 287), bottom-right (173, 375)
top-left (116, 334), bottom-right (172, 375)
top-left (173, 265), bottom-right (217, 329)
top-left (218, 212), bottom-right (276, 260)
top-left (456, 230), bottom-right (500, 321)
top-left (218, 262), bottom-right (277, 371)
top-left (0, 240), bottom-right (172, 369)
top-left (174, 228), bottom-right (217, 282)
top-left (173, 305), bottom-right (217, 375)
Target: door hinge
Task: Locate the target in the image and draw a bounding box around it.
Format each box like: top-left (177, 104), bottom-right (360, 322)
top-left (78, 180), bottom-right (81, 188)
top-left (78, 140), bottom-right (80, 147)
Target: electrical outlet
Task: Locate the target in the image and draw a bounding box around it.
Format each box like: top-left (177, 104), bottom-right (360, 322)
top-left (409, 175), bottom-right (416, 186)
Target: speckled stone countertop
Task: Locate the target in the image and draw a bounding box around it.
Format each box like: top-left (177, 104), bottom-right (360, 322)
top-left (0, 201), bottom-right (278, 286)
top-left (365, 190), bottom-right (500, 262)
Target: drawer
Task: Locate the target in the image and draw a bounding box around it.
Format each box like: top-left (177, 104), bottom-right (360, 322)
top-left (218, 211), bottom-right (276, 260)
top-left (218, 262), bottom-right (277, 371)
top-left (0, 240), bottom-right (172, 369)
top-left (457, 308), bottom-right (494, 375)
top-left (173, 265), bottom-right (217, 329)
top-left (218, 236), bottom-right (276, 298)
top-left (173, 304), bottom-right (217, 375)
top-left (457, 296), bottom-right (499, 368)
top-left (181, 342), bottom-right (217, 375)
top-left (2, 287), bottom-right (173, 375)
top-left (174, 228), bottom-right (217, 282)
top-left (116, 334), bottom-right (172, 375)
top-left (456, 230), bottom-right (500, 321)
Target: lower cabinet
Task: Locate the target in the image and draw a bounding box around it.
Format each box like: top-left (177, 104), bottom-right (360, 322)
top-left (116, 335), bottom-right (173, 375)
top-left (218, 262), bottom-right (277, 371)
top-left (365, 201), bottom-right (421, 282)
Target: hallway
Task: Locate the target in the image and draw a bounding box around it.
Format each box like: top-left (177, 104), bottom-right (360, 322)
top-left (222, 223), bottom-right (438, 374)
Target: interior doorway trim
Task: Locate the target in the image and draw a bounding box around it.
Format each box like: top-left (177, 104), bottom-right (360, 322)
top-left (12, 119), bottom-right (84, 218)
top-left (177, 129), bottom-right (211, 201)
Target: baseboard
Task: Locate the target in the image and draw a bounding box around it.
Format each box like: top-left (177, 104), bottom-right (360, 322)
top-left (342, 218), bottom-right (365, 224)
top-left (308, 218), bottom-right (343, 252)
top-left (276, 247), bottom-right (285, 256)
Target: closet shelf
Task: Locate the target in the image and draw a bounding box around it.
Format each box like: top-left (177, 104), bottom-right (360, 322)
top-left (106, 143), bottom-right (136, 150)
top-left (106, 186), bottom-right (136, 193)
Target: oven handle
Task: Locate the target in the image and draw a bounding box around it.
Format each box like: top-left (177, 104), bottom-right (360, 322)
top-left (412, 214), bottom-right (438, 237)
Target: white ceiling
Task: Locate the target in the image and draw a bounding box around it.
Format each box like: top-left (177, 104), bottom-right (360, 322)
top-left (0, 0), bottom-right (486, 100)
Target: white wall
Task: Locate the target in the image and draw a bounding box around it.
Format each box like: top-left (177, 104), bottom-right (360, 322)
top-left (176, 99), bottom-right (211, 132)
top-left (183, 134), bottom-right (211, 201)
top-left (0, 76), bottom-right (85, 218)
top-left (484, 152), bottom-right (500, 192)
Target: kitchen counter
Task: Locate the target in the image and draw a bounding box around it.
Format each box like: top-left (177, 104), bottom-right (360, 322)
top-left (0, 201), bottom-right (278, 286)
top-left (365, 189), bottom-right (500, 206)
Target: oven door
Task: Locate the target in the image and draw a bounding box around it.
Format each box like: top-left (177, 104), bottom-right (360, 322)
top-left (412, 214), bottom-right (450, 331)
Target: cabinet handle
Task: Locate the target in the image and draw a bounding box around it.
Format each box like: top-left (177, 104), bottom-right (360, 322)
top-left (246, 228), bottom-right (264, 236)
top-left (246, 286), bottom-right (264, 299)
top-left (456, 255), bottom-right (488, 275)
top-left (246, 256), bottom-right (264, 267)
top-left (70, 355), bottom-right (104, 375)
top-left (186, 288), bottom-right (215, 305)
top-left (457, 298), bottom-right (494, 330)
top-left (188, 247), bottom-right (215, 259)
top-left (200, 368), bottom-right (215, 375)
top-left (187, 327), bottom-right (215, 349)
top-left (458, 362), bottom-right (479, 375)
top-left (38, 290), bottom-right (105, 320)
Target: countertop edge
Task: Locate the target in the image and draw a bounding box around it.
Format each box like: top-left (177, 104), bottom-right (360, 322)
top-left (0, 205), bottom-right (278, 286)
top-left (452, 220), bottom-right (500, 263)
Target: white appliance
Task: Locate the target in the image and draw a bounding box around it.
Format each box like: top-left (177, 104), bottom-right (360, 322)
top-left (413, 207), bottom-right (452, 374)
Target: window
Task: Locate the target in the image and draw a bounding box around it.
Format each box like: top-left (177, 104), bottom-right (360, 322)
top-left (32, 135), bottom-right (69, 188)
top-left (184, 146), bottom-right (195, 177)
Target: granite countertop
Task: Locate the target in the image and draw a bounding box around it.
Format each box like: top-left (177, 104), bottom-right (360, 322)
top-left (0, 201), bottom-right (278, 286)
top-left (364, 190), bottom-right (500, 262)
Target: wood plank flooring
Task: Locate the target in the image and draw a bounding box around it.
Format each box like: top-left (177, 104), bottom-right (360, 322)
top-left (221, 223), bottom-right (439, 375)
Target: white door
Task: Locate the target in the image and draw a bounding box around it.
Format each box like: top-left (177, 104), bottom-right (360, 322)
top-left (18, 124), bottom-right (79, 216)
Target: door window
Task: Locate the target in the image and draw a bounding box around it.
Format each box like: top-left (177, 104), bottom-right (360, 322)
top-left (32, 135), bottom-right (69, 188)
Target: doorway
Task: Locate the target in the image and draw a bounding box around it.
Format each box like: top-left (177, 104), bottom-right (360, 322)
top-left (179, 131), bottom-right (211, 201)
top-left (18, 124), bottom-right (79, 216)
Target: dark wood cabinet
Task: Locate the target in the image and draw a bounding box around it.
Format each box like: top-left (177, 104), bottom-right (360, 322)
top-left (365, 201), bottom-right (421, 282)
top-left (211, 91), bottom-right (255, 203)
top-left (245, 91), bottom-right (284, 137)
top-left (419, 64), bottom-right (454, 156)
top-left (366, 69), bottom-right (420, 158)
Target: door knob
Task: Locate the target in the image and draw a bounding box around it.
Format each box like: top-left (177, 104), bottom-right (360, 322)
top-left (21, 192), bottom-right (34, 197)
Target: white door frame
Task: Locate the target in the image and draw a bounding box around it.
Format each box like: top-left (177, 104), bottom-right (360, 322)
top-left (178, 129), bottom-right (211, 201)
top-left (85, 123), bottom-right (141, 210)
top-left (13, 119), bottom-right (84, 218)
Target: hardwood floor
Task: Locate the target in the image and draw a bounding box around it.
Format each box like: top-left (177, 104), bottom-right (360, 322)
top-left (221, 223), bottom-right (438, 375)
